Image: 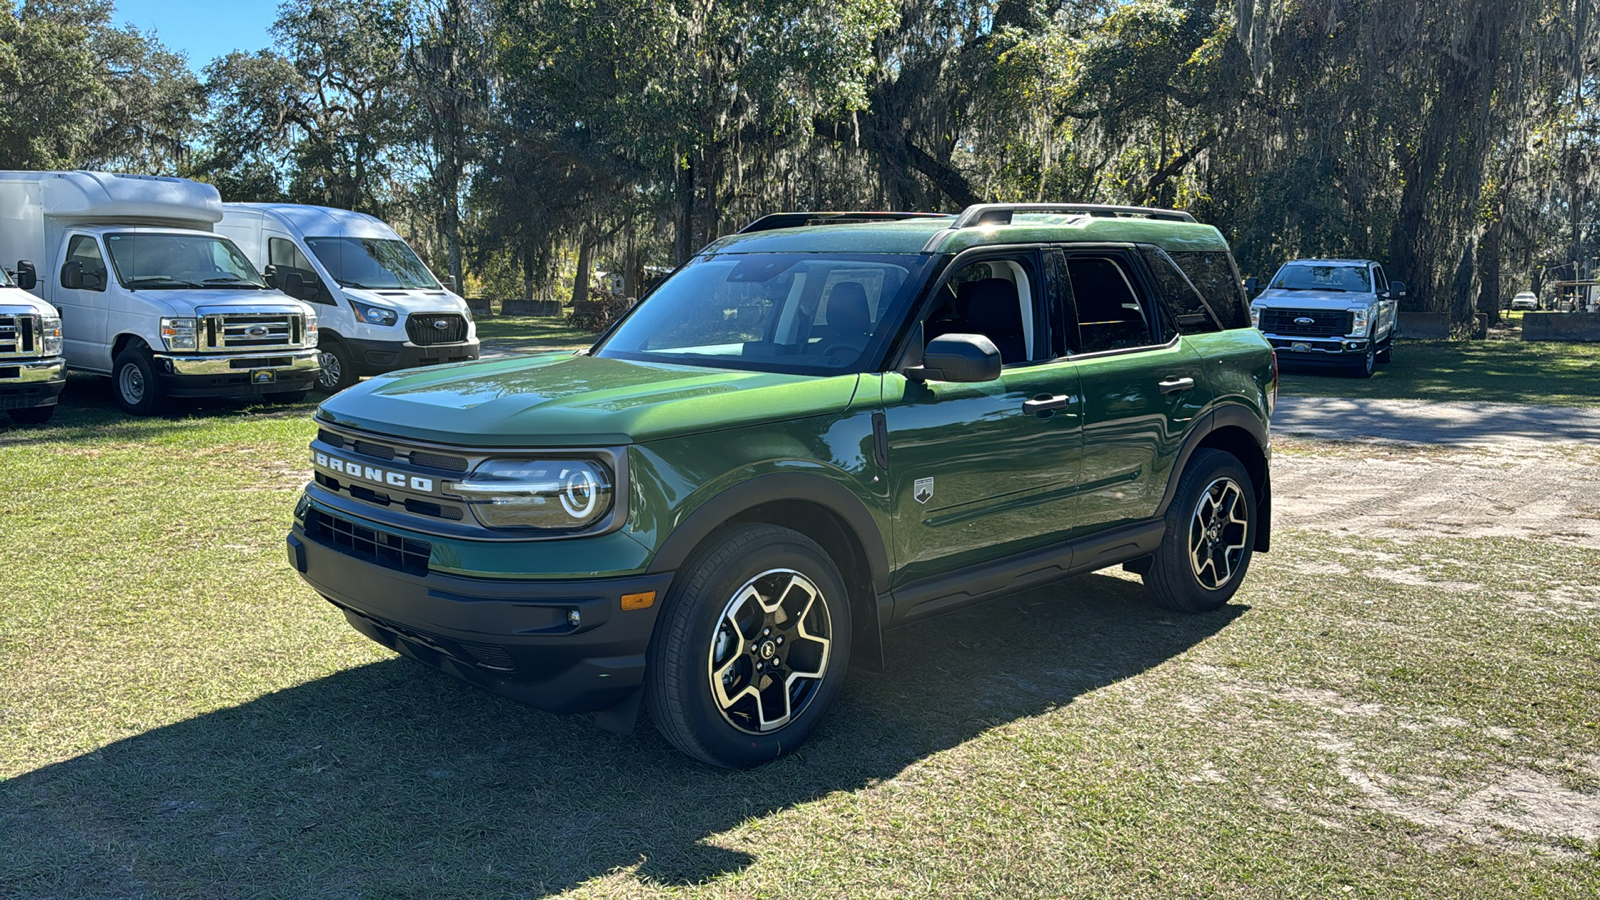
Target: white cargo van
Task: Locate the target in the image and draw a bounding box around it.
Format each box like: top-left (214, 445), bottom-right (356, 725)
top-left (0, 171), bottom-right (321, 415)
top-left (217, 204), bottom-right (479, 392)
top-left (0, 259), bottom-right (66, 425)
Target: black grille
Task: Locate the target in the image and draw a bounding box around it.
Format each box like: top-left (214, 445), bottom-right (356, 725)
top-left (317, 429), bottom-right (469, 472)
top-left (406, 313), bottom-right (468, 346)
top-left (353, 439), bottom-right (396, 460)
top-left (1260, 308), bottom-right (1353, 337)
top-left (304, 508), bottom-right (430, 574)
top-left (0, 315), bottom-right (34, 357)
top-left (410, 450), bottom-right (469, 472)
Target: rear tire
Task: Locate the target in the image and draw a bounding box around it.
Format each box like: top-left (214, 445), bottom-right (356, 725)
top-left (7, 406), bottom-right (55, 425)
top-left (112, 344), bottom-right (167, 416)
top-left (1142, 449), bottom-right (1256, 613)
top-left (316, 337), bottom-right (357, 393)
top-left (647, 524), bottom-right (852, 768)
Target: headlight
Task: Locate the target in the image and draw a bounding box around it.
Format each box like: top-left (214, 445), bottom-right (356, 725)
top-left (1349, 308), bottom-right (1370, 336)
top-left (40, 315), bottom-right (62, 356)
top-left (449, 458), bottom-right (615, 531)
top-left (303, 308), bottom-right (319, 347)
top-left (160, 316), bottom-right (197, 351)
top-left (1250, 306), bottom-right (1261, 329)
top-left (350, 299), bottom-right (398, 327)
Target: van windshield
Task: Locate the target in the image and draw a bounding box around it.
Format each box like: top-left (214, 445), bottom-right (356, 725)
top-left (304, 237), bottom-right (439, 290)
top-left (0, 266), bottom-right (13, 287)
top-left (104, 233), bottom-right (265, 289)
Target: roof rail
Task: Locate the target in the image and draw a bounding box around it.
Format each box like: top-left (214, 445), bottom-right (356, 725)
top-left (737, 211), bottom-right (948, 234)
top-left (950, 203), bottom-right (1197, 228)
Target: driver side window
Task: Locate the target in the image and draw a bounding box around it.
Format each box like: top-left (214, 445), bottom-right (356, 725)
top-left (61, 235), bottom-right (107, 292)
top-left (924, 258), bottom-right (1038, 365)
top-left (270, 238), bottom-right (331, 304)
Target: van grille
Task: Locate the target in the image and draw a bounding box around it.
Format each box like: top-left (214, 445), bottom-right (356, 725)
top-left (0, 314), bottom-right (35, 358)
top-left (303, 508), bottom-right (431, 575)
top-left (204, 313), bottom-right (303, 349)
top-left (406, 313), bottom-right (467, 346)
top-left (1259, 308), bottom-right (1353, 337)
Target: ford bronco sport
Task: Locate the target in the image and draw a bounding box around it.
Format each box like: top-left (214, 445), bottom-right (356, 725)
top-left (286, 204), bottom-right (1276, 767)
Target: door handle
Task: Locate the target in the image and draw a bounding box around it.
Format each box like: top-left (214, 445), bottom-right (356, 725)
top-left (1022, 393), bottom-right (1076, 415)
top-left (1158, 376), bottom-right (1195, 394)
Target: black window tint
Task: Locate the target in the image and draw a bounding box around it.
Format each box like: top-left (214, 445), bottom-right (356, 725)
top-left (270, 238), bottom-right (331, 303)
top-left (62, 235), bottom-right (107, 292)
top-left (1169, 250), bottom-right (1251, 330)
top-left (1066, 255), bottom-right (1155, 353)
top-left (1141, 247), bottom-right (1221, 335)
top-left (1046, 249), bottom-right (1079, 357)
top-left (1373, 265), bottom-right (1388, 292)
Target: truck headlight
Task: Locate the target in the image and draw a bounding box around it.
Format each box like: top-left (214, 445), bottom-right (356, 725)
top-left (40, 315), bottom-right (62, 356)
top-left (160, 317), bottom-right (197, 351)
top-left (304, 309), bottom-right (319, 347)
top-left (1250, 306), bottom-right (1261, 329)
top-left (449, 458), bottom-right (615, 531)
top-left (350, 299), bottom-right (398, 327)
top-left (1349, 308), bottom-right (1370, 336)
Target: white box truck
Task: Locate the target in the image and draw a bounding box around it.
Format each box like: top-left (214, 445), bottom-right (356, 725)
top-left (217, 203), bottom-right (479, 392)
top-left (0, 171), bottom-right (321, 415)
top-left (0, 258), bottom-right (66, 425)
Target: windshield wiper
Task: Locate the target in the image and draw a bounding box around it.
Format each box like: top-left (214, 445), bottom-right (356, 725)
top-left (128, 277), bottom-right (203, 288)
top-left (204, 277), bottom-right (263, 288)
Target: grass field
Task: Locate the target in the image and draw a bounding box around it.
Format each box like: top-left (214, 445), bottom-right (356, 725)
top-left (1278, 335), bottom-right (1600, 407)
top-left (2, 392), bottom-right (1598, 897)
top-left (474, 314), bottom-right (599, 352)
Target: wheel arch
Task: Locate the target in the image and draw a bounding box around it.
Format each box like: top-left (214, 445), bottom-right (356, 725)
top-left (111, 332), bottom-right (147, 361)
top-left (1157, 406), bottom-right (1272, 553)
top-left (646, 472), bottom-right (891, 671)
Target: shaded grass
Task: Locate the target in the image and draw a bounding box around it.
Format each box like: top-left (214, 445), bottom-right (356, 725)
top-left (2, 423), bottom-right (1599, 897)
top-left (1278, 337), bottom-right (1600, 407)
top-left (475, 314), bottom-right (599, 352)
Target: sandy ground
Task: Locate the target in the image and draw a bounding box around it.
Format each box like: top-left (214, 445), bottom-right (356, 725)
top-left (1271, 397), bottom-right (1600, 549)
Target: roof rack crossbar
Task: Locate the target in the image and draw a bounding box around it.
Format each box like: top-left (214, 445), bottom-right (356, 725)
top-left (737, 211), bottom-right (948, 234)
top-left (951, 203), bottom-right (1197, 228)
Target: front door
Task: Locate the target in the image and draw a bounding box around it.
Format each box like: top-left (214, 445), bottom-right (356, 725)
top-left (880, 251), bottom-right (1085, 590)
top-left (56, 234), bottom-right (111, 371)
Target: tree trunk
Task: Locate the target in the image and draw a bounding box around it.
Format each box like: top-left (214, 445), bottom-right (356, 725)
top-left (1477, 215), bottom-right (1503, 327)
top-left (674, 158), bottom-right (695, 264)
top-left (571, 228), bottom-right (593, 309)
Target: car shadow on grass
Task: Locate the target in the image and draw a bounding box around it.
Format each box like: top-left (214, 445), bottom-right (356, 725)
top-left (1, 575), bottom-right (1243, 897)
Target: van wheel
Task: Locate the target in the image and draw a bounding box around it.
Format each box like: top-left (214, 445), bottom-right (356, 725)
top-left (1142, 449), bottom-right (1255, 613)
top-left (316, 338), bottom-right (357, 392)
top-left (7, 406), bottom-right (55, 425)
top-left (113, 345), bottom-right (167, 416)
top-left (647, 524), bottom-right (851, 768)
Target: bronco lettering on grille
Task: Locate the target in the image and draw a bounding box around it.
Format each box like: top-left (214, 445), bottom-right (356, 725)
top-left (313, 450), bottom-right (435, 492)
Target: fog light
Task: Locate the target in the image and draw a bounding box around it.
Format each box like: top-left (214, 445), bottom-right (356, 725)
top-left (567, 609), bottom-right (581, 627)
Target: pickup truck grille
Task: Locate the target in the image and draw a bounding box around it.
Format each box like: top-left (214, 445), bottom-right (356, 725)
top-left (0, 314), bottom-right (35, 358)
top-left (203, 313), bottom-right (303, 350)
top-left (1259, 308), bottom-right (1352, 337)
top-left (406, 313), bottom-right (467, 346)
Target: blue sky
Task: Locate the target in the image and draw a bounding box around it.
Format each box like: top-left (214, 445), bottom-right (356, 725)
top-left (113, 0), bottom-right (280, 71)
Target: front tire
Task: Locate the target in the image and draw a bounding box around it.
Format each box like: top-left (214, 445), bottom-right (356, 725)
top-left (1349, 342), bottom-right (1376, 378)
top-left (316, 337), bottom-right (357, 393)
top-left (1142, 449), bottom-right (1256, 613)
top-left (647, 524), bottom-right (852, 768)
top-left (112, 345), bottom-right (167, 416)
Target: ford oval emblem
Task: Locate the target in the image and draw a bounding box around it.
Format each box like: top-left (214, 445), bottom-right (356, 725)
top-left (1294, 316), bottom-right (1315, 325)
top-left (247, 324), bottom-right (270, 337)
top-left (431, 319), bottom-right (450, 330)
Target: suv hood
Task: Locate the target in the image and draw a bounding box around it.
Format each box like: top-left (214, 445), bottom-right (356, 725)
top-left (316, 352), bottom-right (864, 447)
top-left (1253, 288), bottom-right (1372, 309)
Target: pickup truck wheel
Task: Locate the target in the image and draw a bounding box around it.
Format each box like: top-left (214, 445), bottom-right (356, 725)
top-left (316, 338), bottom-right (357, 393)
top-left (647, 524), bottom-right (852, 768)
top-left (113, 345), bottom-right (167, 416)
top-left (1142, 449), bottom-right (1255, 613)
top-left (7, 406), bottom-right (55, 425)
top-left (1350, 343), bottom-right (1376, 378)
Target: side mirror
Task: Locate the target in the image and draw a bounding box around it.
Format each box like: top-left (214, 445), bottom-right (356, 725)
top-left (60, 260), bottom-right (83, 290)
top-left (263, 264), bottom-right (278, 290)
top-left (1388, 280), bottom-right (1406, 298)
top-left (283, 271), bottom-right (306, 298)
top-left (1245, 276), bottom-right (1259, 295)
top-left (15, 260), bottom-right (37, 291)
top-left (444, 274), bottom-right (459, 293)
top-left (908, 334), bottom-right (1002, 383)
top-left (82, 271), bottom-right (102, 290)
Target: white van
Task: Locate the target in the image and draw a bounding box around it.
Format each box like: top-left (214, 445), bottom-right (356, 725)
top-left (217, 204), bottom-right (479, 391)
top-left (0, 171), bottom-right (320, 415)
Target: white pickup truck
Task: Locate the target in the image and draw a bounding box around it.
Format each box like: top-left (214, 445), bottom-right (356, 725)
top-left (1249, 258), bottom-right (1404, 378)
top-left (0, 260), bottom-right (65, 425)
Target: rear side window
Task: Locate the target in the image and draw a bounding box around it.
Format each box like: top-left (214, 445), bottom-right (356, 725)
top-left (1169, 250), bottom-right (1251, 330)
top-left (1061, 254), bottom-right (1159, 354)
top-left (1141, 247), bottom-right (1220, 335)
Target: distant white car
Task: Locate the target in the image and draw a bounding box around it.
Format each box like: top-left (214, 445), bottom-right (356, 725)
top-left (1509, 291), bottom-right (1538, 311)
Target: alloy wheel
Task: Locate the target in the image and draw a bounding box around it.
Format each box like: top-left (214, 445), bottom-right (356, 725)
top-left (707, 568), bottom-right (833, 734)
top-left (1187, 477), bottom-right (1249, 589)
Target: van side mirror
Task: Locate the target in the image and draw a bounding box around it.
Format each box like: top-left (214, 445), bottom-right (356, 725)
top-left (15, 260), bottom-right (36, 291)
top-left (82, 271), bottom-right (101, 289)
top-left (263, 265), bottom-right (279, 290)
top-left (283, 271), bottom-right (305, 297)
top-left (60, 260), bottom-right (83, 290)
top-left (906, 334), bottom-right (1002, 383)
top-left (1388, 280), bottom-right (1406, 298)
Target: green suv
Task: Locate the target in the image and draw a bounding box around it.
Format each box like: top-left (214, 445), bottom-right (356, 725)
top-left (286, 203), bottom-right (1276, 767)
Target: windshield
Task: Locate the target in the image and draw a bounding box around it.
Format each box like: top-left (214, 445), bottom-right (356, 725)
top-left (595, 252), bottom-right (931, 375)
top-left (1270, 263), bottom-right (1371, 293)
top-left (0, 266), bottom-right (13, 288)
top-left (305, 236), bottom-right (440, 290)
top-left (104, 233), bottom-right (264, 289)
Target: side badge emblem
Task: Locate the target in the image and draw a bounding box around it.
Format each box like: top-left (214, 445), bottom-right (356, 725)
top-left (914, 477), bottom-right (934, 505)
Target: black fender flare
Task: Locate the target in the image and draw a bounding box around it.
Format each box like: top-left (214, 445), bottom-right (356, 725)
top-left (645, 471), bottom-right (891, 596)
top-left (1155, 405), bottom-right (1272, 552)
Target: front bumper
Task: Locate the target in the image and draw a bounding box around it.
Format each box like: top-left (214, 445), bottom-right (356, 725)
top-left (154, 349), bottom-right (320, 397)
top-left (286, 506), bottom-right (670, 717)
top-left (346, 336), bottom-right (480, 376)
top-left (0, 357), bottom-right (67, 409)
top-left (1262, 334), bottom-right (1368, 363)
